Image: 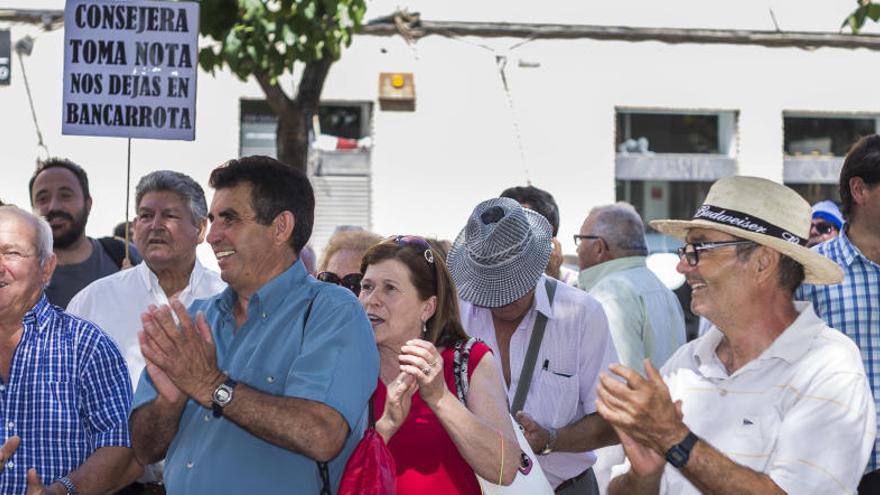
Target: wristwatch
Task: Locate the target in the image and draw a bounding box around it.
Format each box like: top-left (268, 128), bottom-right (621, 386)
top-left (211, 377), bottom-right (238, 418)
top-left (539, 427), bottom-right (557, 455)
top-left (665, 431), bottom-right (699, 468)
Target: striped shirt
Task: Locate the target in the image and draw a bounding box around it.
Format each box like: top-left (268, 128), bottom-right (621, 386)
top-left (796, 227), bottom-right (880, 471)
top-left (0, 294), bottom-right (132, 495)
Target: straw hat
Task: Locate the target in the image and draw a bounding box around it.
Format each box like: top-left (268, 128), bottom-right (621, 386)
top-left (649, 176), bottom-right (843, 285)
top-left (448, 197), bottom-right (553, 308)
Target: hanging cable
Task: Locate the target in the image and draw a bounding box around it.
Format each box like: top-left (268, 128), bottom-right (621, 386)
top-left (15, 37), bottom-right (50, 159)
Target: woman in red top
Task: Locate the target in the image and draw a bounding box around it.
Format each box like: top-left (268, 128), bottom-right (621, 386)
top-left (359, 236), bottom-right (520, 493)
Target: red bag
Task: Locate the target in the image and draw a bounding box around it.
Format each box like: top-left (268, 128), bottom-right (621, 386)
top-left (338, 428), bottom-right (397, 495)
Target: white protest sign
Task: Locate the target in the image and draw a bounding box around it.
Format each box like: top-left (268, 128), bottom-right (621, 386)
top-left (62, 0), bottom-right (199, 141)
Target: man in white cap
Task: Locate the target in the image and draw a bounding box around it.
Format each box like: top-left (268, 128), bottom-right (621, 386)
top-left (448, 197), bottom-right (620, 494)
top-left (597, 176), bottom-right (875, 494)
top-left (807, 199), bottom-right (844, 247)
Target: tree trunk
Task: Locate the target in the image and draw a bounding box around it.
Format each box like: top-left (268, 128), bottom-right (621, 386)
top-left (273, 54), bottom-right (334, 176)
top-left (276, 108), bottom-right (310, 175)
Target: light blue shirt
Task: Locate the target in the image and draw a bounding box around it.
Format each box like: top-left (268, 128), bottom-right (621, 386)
top-left (796, 227), bottom-right (880, 471)
top-left (578, 256), bottom-right (686, 373)
top-left (133, 260), bottom-right (379, 493)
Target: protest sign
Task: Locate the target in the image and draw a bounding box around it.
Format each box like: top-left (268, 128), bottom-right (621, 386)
top-left (62, 0), bottom-right (199, 140)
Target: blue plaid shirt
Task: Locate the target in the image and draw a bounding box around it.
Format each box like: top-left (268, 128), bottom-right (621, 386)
top-left (0, 294), bottom-right (132, 495)
top-left (796, 227), bottom-right (880, 472)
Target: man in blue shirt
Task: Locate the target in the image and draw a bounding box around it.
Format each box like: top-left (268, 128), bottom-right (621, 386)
top-left (130, 156), bottom-right (379, 493)
top-left (797, 134), bottom-right (880, 494)
top-left (0, 205), bottom-right (136, 494)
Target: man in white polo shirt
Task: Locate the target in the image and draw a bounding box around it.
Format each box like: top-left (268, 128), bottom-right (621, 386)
top-left (67, 170), bottom-right (226, 494)
top-left (597, 176), bottom-right (875, 494)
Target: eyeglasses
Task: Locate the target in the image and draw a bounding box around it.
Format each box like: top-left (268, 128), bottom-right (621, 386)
top-left (573, 234), bottom-right (603, 247)
top-left (811, 222), bottom-right (836, 235)
top-left (391, 235), bottom-right (435, 264)
top-left (316, 271), bottom-right (363, 296)
top-left (676, 240), bottom-right (755, 267)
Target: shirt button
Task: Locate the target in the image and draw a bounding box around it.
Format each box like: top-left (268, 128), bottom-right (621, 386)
top-left (6, 421), bottom-right (14, 429)
top-left (262, 312), bottom-right (267, 319)
top-left (0, 385), bottom-right (6, 392)
top-left (203, 415), bottom-right (210, 422)
top-left (186, 461), bottom-right (193, 469)
top-left (6, 461), bottom-right (13, 469)
top-left (266, 376), bottom-right (274, 384)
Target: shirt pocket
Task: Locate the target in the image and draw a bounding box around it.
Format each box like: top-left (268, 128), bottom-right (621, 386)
top-left (533, 364), bottom-right (579, 427)
top-left (46, 381), bottom-right (81, 440)
top-left (721, 409), bottom-right (781, 472)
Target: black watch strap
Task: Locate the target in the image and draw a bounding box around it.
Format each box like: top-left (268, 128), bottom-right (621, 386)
top-left (665, 431), bottom-right (699, 468)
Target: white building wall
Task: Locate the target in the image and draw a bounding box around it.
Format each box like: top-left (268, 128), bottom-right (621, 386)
top-left (2, 0), bottom-right (880, 266)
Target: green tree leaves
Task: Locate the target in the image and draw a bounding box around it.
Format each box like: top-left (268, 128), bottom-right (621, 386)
top-left (199, 0), bottom-right (366, 82)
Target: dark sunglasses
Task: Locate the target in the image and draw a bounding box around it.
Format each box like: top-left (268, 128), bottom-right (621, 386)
top-left (676, 240), bottom-right (755, 267)
top-left (812, 222), bottom-right (836, 235)
top-left (391, 235), bottom-right (435, 264)
top-left (317, 271), bottom-right (363, 295)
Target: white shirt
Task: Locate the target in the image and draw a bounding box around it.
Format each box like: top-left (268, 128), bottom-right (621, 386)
top-left (579, 256), bottom-right (686, 373)
top-left (68, 259), bottom-right (227, 387)
top-left (459, 275), bottom-right (619, 488)
top-left (611, 302), bottom-right (876, 494)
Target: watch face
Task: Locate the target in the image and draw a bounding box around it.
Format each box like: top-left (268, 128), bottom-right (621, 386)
top-left (213, 385), bottom-right (233, 405)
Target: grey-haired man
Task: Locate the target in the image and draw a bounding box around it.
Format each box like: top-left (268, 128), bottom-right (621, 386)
top-left (448, 197), bottom-right (620, 494)
top-left (598, 176), bottom-right (874, 494)
top-left (67, 171), bottom-right (226, 493)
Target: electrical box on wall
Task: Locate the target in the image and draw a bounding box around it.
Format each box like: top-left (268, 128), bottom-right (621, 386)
top-left (378, 72), bottom-right (415, 111)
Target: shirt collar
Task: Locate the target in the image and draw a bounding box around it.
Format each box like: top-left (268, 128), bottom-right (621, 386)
top-left (138, 257), bottom-right (209, 300)
top-left (533, 274), bottom-right (554, 319)
top-left (692, 301), bottom-right (823, 373)
top-left (23, 293), bottom-right (53, 331)
top-left (578, 256), bottom-right (646, 291)
top-left (219, 259), bottom-right (308, 318)
top-left (833, 226), bottom-right (860, 267)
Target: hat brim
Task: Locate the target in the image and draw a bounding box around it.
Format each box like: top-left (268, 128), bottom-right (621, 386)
top-left (649, 219), bottom-right (843, 285)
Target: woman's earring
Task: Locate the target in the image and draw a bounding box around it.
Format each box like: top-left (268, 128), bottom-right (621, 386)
top-left (421, 321), bottom-right (427, 335)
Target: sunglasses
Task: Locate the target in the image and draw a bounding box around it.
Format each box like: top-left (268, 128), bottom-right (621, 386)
top-left (391, 235), bottom-right (435, 264)
top-left (676, 240), bottom-right (755, 267)
top-left (812, 222), bottom-right (836, 235)
top-left (316, 271), bottom-right (363, 295)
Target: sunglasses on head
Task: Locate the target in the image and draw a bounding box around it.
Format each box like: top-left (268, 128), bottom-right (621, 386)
top-left (391, 235), bottom-right (435, 264)
top-left (316, 271), bottom-right (363, 295)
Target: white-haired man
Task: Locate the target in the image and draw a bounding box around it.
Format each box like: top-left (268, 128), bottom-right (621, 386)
top-left (0, 205), bottom-right (138, 494)
top-left (597, 176), bottom-right (875, 494)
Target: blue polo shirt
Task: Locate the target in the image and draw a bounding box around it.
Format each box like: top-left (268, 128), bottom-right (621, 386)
top-left (133, 260), bottom-right (379, 493)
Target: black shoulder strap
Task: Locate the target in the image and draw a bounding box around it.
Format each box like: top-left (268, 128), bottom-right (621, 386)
top-left (304, 288), bottom-right (333, 495)
top-left (510, 277), bottom-right (557, 414)
top-left (98, 237), bottom-right (126, 269)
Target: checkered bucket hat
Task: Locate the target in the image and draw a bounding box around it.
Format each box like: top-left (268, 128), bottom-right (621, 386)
top-left (448, 197), bottom-right (553, 308)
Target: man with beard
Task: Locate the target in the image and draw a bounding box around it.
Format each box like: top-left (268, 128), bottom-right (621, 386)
top-left (29, 158), bottom-right (141, 308)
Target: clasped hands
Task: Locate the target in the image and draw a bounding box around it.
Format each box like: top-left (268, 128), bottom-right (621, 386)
top-left (138, 299), bottom-right (224, 408)
top-left (377, 339), bottom-right (447, 442)
top-left (596, 359), bottom-right (688, 477)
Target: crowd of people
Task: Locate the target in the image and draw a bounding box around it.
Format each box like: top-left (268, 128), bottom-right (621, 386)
top-left (0, 134), bottom-right (877, 495)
